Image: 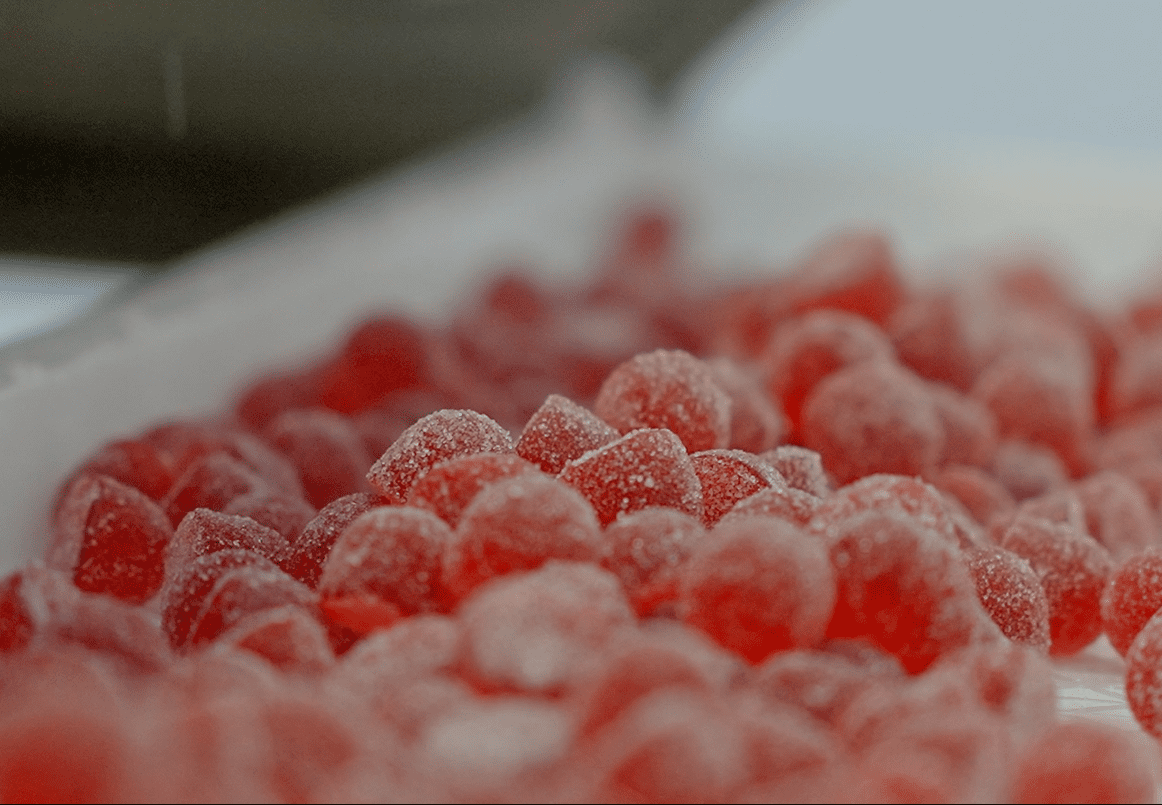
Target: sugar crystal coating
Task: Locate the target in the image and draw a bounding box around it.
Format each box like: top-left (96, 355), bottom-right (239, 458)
top-left (366, 409), bottom-right (515, 504)
top-left (187, 564), bottom-right (318, 648)
top-left (283, 492), bottom-right (380, 588)
top-left (689, 449), bottom-right (779, 526)
top-left (222, 492), bottom-right (316, 543)
top-left (809, 473), bottom-right (960, 548)
top-left (558, 428), bottom-right (704, 526)
top-left (759, 445), bottom-right (832, 497)
top-left (963, 545), bottom-right (1051, 652)
top-left (1102, 547), bottom-right (1162, 656)
top-left (600, 507), bottom-right (706, 617)
top-left (679, 515), bottom-right (836, 663)
top-left (442, 474), bottom-right (602, 602)
top-left (515, 394), bottom-right (620, 476)
top-left (161, 549), bottom-right (284, 650)
top-left (801, 360), bottom-right (945, 485)
top-left (1073, 470), bottom-right (1159, 560)
top-left (719, 480), bottom-right (822, 527)
top-left (593, 349), bottom-right (731, 453)
top-left (166, 509), bottom-right (291, 582)
top-left (407, 452), bottom-right (538, 527)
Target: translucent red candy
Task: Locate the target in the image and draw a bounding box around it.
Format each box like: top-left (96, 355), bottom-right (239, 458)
top-left (186, 563), bottom-right (317, 648)
top-left (759, 445), bottom-right (831, 498)
top-left (1011, 721), bottom-right (1160, 804)
top-left (761, 309), bottom-right (895, 429)
top-left (705, 358), bottom-right (786, 453)
top-left (1101, 547), bottom-right (1162, 656)
top-left (679, 515), bottom-right (835, 663)
top-left (963, 545), bottom-right (1051, 651)
top-left (514, 394), bottom-right (619, 476)
top-left (689, 449), bottom-right (779, 526)
top-left (58, 438), bottom-right (175, 504)
top-left (992, 438), bottom-right (1070, 501)
top-left (931, 464), bottom-right (1015, 526)
top-left (928, 382), bottom-right (999, 468)
top-left (593, 349), bottom-right (731, 453)
top-left (165, 509), bottom-right (290, 581)
top-left (809, 473), bottom-right (959, 548)
top-left (888, 290), bottom-right (976, 391)
top-left (1126, 608), bottom-right (1162, 738)
top-left (235, 365), bottom-right (324, 431)
top-left (999, 515), bottom-right (1113, 656)
top-left (825, 510), bottom-right (995, 673)
top-left (162, 453), bottom-right (270, 528)
top-left (1073, 470), bottom-right (1158, 560)
top-left (316, 314), bottom-right (430, 414)
top-left (281, 492), bottom-right (379, 588)
top-left (600, 507), bottom-right (706, 617)
top-left (458, 561), bottom-right (633, 695)
top-left (317, 506), bottom-right (452, 632)
top-left (216, 605), bottom-right (334, 674)
top-left (558, 428), bottom-right (703, 526)
top-left (265, 408), bottom-right (372, 509)
top-left (787, 230), bottom-right (904, 325)
top-left (143, 422), bottom-right (304, 497)
top-left (366, 409), bottom-right (515, 504)
top-left (221, 491), bottom-right (315, 543)
top-left (801, 360), bottom-right (945, 485)
top-left (407, 453), bottom-right (537, 527)
top-left (442, 474), bottom-right (601, 603)
top-left (50, 474), bottom-right (173, 603)
top-left (718, 482), bottom-right (822, 528)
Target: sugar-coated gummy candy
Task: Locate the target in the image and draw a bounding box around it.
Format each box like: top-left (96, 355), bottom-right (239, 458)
top-left (558, 428), bottom-right (704, 526)
top-left (50, 474), bottom-right (173, 603)
top-left (165, 509), bottom-right (291, 582)
top-left (689, 449), bottom-right (779, 526)
top-left (888, 290), bottom-right (976, 391)
top-left (931, 463), bottom-right (1015, 526)
top-left (186, 563), bottom-right (318, 648)
top-left (442, 474), bottom-right (602, 603)
top-left (761, 309), bottom-right (895, 429)
top-left (366, 409), bottom-right (515, 504)
top-left (1073, 469), bottom-right (1159, 560)
top-left (788, 230), bottom-right (904, 325)
top-left (334, 614), bottom-right (463, 688)
top-left (1126, 608), bottom-right (1162, 739)
top-left (216, 605), bottom-right (334, 674)
top-left (825, 510), bottom-right (996, 673)
top-left (282, 492), bottom-right (380, 588)
top-left (963, 545), bottom-right (1051, 652)
top-left (593, 349), bottom-right (731, 453)
top-left (600, 507), bottom-right (706, 617)
top-left (759, 445), bottom-right (832, 498)
top-left (318, 506), bottom-right (452, 629)
top-left (1011, 721), bottom-right (1160, 804)
top-left (458, 561), bottom-right (633, 695)
top-left (992, 438), bottom-right (1070, 501)
top-left (705, 357), bottom-right (787, 453)
top-left (999, 514), bottom-right (1113, 656)
top-left (679, 515), bottom-right (836, 663)
top-left (266, 408), bottom-right (373, 509)
top-left (718, 481), bottom-right (822, 528)
top-left (928, 381), bottom-right (999, 468)
top-left (1101, 547), bottom-right (1162, 656)
top-left (58, 438), bottom-right (176, 504)
top-left (222, 491), bottom-right (316, 543)
top-left (407, 452), bottom-right (538, 527)
top-left (801, 360), bottom-right (945, 485)
top-left (809, 473), bottom-right (959, 548)
top-left (144, 422), bottom-right (304, 498)
top-left (235, 366), bottom-right (325, 431)
top-left (162, 453), bottom-right (270, 527)
top-left (514, 394), bottom-right (620, 475)
top-left (316, 315), bottom-right (430, 414)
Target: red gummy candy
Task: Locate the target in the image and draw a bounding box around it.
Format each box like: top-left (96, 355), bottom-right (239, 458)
top-left (266, 409), bottom-right (373, 509)
top-left (235, 366), bottom-right (324, 431)
top-left (808, 473), bottom-right (960, 548)
top-left (50, 474), bottom-right (173, 603)
top-left (407, 453), bottom-right (538, 527)
top-left (366, 409), bottom-right (515, 504)
top-left (761, 309), bottom-right (895, 429)
top-left (679, 515), bottom-right (835, 664)
top-left (930, 464), bottom-right (1015, 526)
top-left (717, 481), bottom-right (822, 529)
top-left (166, 509), bottom-right (290, 581)
top-left (187, 564), bottom-right (317, 648)
top-left (999, 515), bottom-right (1113, 656)
top-left (706, 358), bottom-right (787, 453)
top-left (58, 438), bottom-right (175, 505)
top-left (928, 382), bottom-right (999, 468)
top-left (1073, 470), bottom-right (1158, 560)
top-left (281, 492), bottom-right (380, 588)
top-left (1101, 547), bottom-right (1162, 656)
top-left (788, 230), bottom-right (904, 325)
top-left (689, 449), bottom-right (779, 526)
top-left (317, 315), bottom-right (430, 414)
top-left (162, 453), bottom-right (270, 527)
top-left (888, 290), bottom-right (977, 391)
top-left (217, 605), bottom-right (334, 674)
top-left (143, 422), bottom-right (303, 497)
top-left (963, 545), bottom-right (1051, 652)
top-left (459, 561), bottom-right (633, 695)
top-left (992, 439), bottom-right (1070, 501)
top-left (593, 349), bottom-right (731, 453)
top-left (160, 549), bottom-right (284, 650)
top-left (318, 506), bottom-right (452, 631)
top-left (759, 445), bottom-right (832, 498)
top-left (1011, 721), bottom-right (1160, 804)
top-left (600, 507), bottom-right (706, 617)
top-left (443, 474), bottom-right (602, 602)
top-left (801, 360), bottom-right (945, 485)
top-left (825, 510), bottom-right (994, 673)
top-left (515, 394), bottom-right (619, 476)
top-left (558, 428), bottom-right (703, 526)
top-left (222, 492), bottom-right (316, 543)
top-left (1126, 608), bottom-right (1162, 738)
top-left (1110, 329), bottom-right (1162, 420)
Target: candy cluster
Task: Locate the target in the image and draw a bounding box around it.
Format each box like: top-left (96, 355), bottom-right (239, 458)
top-left (3, 209), bottom-right (1162, 802)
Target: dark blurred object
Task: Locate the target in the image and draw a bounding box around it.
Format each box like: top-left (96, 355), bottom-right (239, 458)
top-left (0, 0), bottom-right (762, 267)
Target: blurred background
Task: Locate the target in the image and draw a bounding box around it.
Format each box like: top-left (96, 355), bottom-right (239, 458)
top-left (5, 0), bottom-right (1162, 344)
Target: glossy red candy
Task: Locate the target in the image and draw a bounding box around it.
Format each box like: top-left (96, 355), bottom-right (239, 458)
top-left (266, 408), bottom-right (373, 509)
top-left (407, 453), bottom-right (537, 527)
top-left (443, 474), bottom-right (601, 603)
top-left (600, 507), bottom-right (706, 617)
top-left (593, 349), bottom-right (731, 453)
top-left (51, 474), bottom-right (173, 603)
top-left (801, 360), bottom-right (945, 485)
top-left (680, 515), bottom-right (835, 663)
top-left (366, 409), bottom-right (515, 504)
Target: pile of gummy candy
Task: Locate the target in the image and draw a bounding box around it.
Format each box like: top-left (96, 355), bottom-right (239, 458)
top-left (5, 208), bottom-right (1162, 802)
